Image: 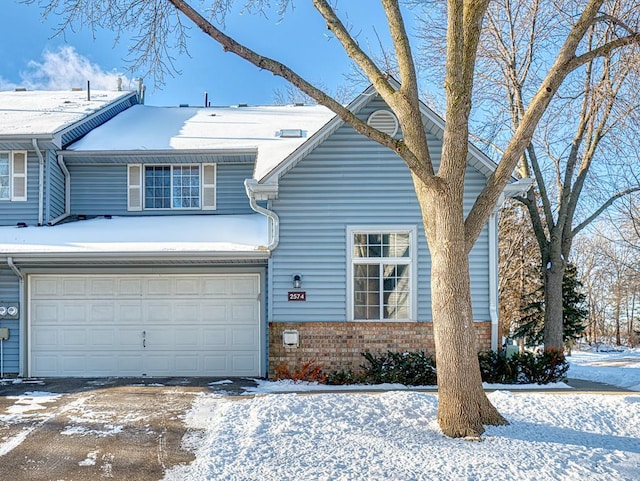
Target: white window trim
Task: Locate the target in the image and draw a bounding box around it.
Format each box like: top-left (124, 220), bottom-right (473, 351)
top-left (0, 151), bottom-right (28, 202)
top-left (127, 163), bottom-right (217, 211)
top-left (346, 225), bottom-right (418, 322)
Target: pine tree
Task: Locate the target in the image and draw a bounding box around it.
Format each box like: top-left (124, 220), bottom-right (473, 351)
top-left (513, 262), bottom-right (588, 348)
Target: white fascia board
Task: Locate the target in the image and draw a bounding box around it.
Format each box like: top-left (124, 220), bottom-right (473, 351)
top-left (60, 147), bottom-right (258, 158)
top-left (0, 251), bottom-right (270, 265)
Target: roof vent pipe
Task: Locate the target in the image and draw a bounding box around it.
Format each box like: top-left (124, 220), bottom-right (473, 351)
top-left (87, 80), bottom-right (91, 101)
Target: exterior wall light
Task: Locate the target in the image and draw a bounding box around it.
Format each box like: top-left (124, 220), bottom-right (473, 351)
top-left (292, 273), bottom-right (302, 289)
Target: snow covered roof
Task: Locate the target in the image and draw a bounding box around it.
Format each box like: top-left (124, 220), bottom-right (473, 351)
top-left (67, 104), bottom-right (335, 181)
top-left (0, 214), bottom-right (268, 258)
top-left (0, 89), bottom-right (136, 137)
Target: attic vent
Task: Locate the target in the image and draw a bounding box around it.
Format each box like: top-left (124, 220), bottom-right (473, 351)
top-left (367, 109), bottom-right (399, 136)
top-left (14, 88), bottom-right (26, 92)
top-left (277, 129), bottom-right (304, 138)
top-left (71, 87), bottom-right (83, 91)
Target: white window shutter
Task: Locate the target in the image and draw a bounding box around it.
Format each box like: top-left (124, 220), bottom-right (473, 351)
top-left (202, 164), bottom-right (216, 210)
top-left (127, 164), bottom-right (143, 211)
top-left (11, 151), bottom-right (27, 202)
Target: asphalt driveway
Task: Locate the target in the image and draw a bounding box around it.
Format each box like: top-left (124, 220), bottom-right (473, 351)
top-left (0, 377), bottom-right (256, 481)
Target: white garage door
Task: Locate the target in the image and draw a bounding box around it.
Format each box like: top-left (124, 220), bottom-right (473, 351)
top-left (29, 274), bottom-right (262, 377)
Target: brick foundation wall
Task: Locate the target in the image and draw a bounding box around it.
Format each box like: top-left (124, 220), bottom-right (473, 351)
top-left (268, 321), bottom-right (492, 378)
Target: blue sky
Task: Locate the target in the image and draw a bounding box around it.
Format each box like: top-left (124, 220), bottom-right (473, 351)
top-left (2, 1), bottom-right (400, 107)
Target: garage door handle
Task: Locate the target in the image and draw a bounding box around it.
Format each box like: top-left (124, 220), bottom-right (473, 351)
top-left (143, 330), bottom-right (146, 348)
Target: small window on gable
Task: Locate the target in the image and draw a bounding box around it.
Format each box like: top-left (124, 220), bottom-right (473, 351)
top-left (0, 151), bottom-right (28, 202)
top-left (367, 110), bottom-right (399, 137)
top-left (127, 163), bottom-right (216, 211)
top-left (348, 226), bottom-right (417, 322)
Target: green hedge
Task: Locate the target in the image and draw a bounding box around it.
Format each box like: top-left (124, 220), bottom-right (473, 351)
top-left (327, 349), bottom-right (568, 386)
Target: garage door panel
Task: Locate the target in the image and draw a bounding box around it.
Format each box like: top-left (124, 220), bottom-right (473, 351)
top-left (231, 327), bottom-right (259, 348)
top-left (32, 328), bottom-right (59, 348)
top-left (230, 303), bottom-right (259, 322)
top-left (174, 329), bottom-right (201, 348)
top-left (146, 278), bottom-right (172, 297)
top-left (62, 329), bottom-right (87, 348)
top-left (30, 274), bottom-right (261, 377)
top-left (231, 354), bottom-right (259, 375)
top-left (31, 303), bottom-right (60, 324)
top-left (118, 279), bottom-right (143, 296)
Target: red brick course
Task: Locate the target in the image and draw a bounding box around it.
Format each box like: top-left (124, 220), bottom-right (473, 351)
top-left (268, 321), bottom-right (492, 378)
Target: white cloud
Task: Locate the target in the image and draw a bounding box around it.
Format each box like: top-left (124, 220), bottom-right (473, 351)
top-left (5, 46), bottom-right (134, 91)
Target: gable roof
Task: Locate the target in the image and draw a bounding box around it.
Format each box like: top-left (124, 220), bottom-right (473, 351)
top-left (259, 83), bottom-right (499, 183)
top-left (0, 89), bottom-right (138, 143)
top-left (66, 104), bottom-right (335, 172)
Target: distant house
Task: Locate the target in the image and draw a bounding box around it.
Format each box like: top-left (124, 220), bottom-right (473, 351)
top-left (0, 84), bottom-right (504, 378)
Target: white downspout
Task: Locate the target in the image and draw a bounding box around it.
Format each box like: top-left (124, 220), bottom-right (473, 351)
top-left (7, 257), bottom-right (26, 377)
top-left (244, 179), bottom-right (280, 250)
top-left (48, 153), bottom-right (71, 225)
top-left (488, 212), bottom-right (499, 351)
top-left (32, 139), bottom-right (45, 226)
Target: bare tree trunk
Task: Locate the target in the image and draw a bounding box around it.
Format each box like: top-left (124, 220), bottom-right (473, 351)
top-left (543, 248), bottom-right (566, 350)
top-left (414, 177), bottom-right (507, 437)
top-left (615, 297), bottom-right (622, 346)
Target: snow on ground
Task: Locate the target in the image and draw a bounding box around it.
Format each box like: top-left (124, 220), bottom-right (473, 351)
top-left (162, 348), bottom-right (640, 481)
top-left (164, 390), bottom-right (640, 481)
top-left (568, 346), bottom-right (640, 391)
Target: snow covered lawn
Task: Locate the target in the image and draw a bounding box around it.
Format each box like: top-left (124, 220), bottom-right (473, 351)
top-left (163, 349), bottom-right (640, 481)
top-left (568, 348), bottom-right (640, 391)
top-left (164, 390), bottom-right (640, 481)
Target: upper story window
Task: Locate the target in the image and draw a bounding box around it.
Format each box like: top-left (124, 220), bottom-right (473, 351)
top-left (127, 164), bottom-right (216, 211)
top-left (347, 226), bottom-right (417, 321)
top-left (0, 151), bottom-right (27, 202)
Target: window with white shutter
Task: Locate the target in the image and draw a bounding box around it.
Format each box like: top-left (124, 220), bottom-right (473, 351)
top-left (128, 163), bottom-right (216, 211)
top-left (202, 164), bottom-right (217, 210)
top-left (11, 151), bottom-right (27, 202)
top-left (127, 164), bottom-right (143, 211)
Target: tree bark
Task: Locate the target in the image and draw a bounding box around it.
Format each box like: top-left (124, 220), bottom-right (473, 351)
top-left (413, 174), bottom-right (507, 437)
top-left (542, 251), bottom-right (565, 350)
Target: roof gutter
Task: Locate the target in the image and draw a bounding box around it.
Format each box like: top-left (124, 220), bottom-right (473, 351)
top-left (48, 153), bottom-right (71, 225)
top-left (32, 138), bottom-right (45, 226)
top-left (7, 257), bottom-right (26, 377)
top-left (0, 250), bottom-right (270, 265)
top-left (245, 179), bottom-right (279, 251)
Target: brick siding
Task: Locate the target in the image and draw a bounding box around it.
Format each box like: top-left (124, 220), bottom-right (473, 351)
top-left (268, 321), bottom-right (492, 378)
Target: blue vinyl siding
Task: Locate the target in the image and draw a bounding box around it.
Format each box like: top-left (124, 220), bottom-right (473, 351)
top-left (0, 268), bottom-right (20, 374)
top-left (46, 150), bottom-right (66, 221)
top-left (0, 151), bottom-right (40, 226)
top-left (69, 162), bottom-right (254, 216)
top-left (270, 98), bottom-right (490, 323)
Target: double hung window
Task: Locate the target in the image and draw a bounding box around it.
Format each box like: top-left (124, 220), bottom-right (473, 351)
top-left (348, 227), bottom-right (416, 321)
